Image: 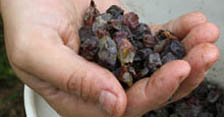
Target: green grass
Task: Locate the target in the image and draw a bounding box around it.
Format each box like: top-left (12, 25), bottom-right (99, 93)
top-left (0, 18), bottom-right (25, 117)
top-left (0, 18), bottom-right (15, 79)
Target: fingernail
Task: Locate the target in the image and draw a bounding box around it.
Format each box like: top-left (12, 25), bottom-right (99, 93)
top-left (99, 90), bottom-right (117, 114)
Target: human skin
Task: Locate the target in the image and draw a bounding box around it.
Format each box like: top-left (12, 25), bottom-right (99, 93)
top-left (0, 0), bottom-right (220, 117)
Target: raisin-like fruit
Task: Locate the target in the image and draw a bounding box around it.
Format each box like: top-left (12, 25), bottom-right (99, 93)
top-left (106, 5), bottom-right (124, 19)
top-left (153, 39), bottom-right (170, 53)
top-left (124, 12), bottom-right (139, 29)
top-left (92, 13), bottom-right (112, 33)
top-left (146, 53), bottom-right (162, 72)
top-left (98, 35), bottom-right (117, 67)
top-left (80, 35), bottom-right (99, 61)
top-left (156, 29), bottom-right (178, 40)
top-left (137, 67), bottom-right (149, 78)
top-left (138, 48), bottom-right (153, 60)
top-left (143, 34), bottom-right (157, 48)
top-left (79, 26), bottom-right (95, 43)
top-left (115, 67), bottom-right (133, 87)
top-left (127, 66), bottom-right (137, 77)
top-left (117, 38), bottom-right (136, 66)
top-left (108, 19), bottom-right (123, 31)
top-left (83, 0), bottom-right (100, 26)
top-left (161, 52), bottom-right (177, 64)
top-left (169, 40), bottom-right (185, 59)
top-left (121, 25), bottom-right (134, 40)
top-left (113, 31), bottom-right (128, 42)
top-left (132, 23), bottom-right (152, 40)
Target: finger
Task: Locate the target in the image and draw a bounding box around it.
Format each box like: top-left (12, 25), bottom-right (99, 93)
top-left (125, 60), bottom-right (191, 117)
top-left (171, 43), bottom-right (219, 101)
top-left (11, 65), bottom-right (109, 117)
top-left (151, 12), bottom-right (207, 39)
top-left (182, 23), bottom-right (220, 52)
top-left (164, 12), bottom-right (207, 39)
top-left (11, 30), bottom-right (127, 116)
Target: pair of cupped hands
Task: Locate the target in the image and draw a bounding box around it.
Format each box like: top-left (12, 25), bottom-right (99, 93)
top-left (1, 0), bottom-right (220, 116)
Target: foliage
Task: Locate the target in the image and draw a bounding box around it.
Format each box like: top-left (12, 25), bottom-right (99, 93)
top-left (0, 18), bottom-right (19, 90)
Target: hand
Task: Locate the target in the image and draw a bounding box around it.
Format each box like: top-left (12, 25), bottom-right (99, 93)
top-left (1, 0), bottom-right (127, 116)
top-left (125, 12), bottom-right (220, 116)
top-left (1, 0), bottom-right (219, 117)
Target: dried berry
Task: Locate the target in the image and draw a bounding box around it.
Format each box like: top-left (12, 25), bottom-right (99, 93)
top-left (98, 35), bottom-right (117, 67)
top-left (156, 29), bottom-right (178, 40)
top-left (79, 26), bottom-right (95, 43)
top-left (138, 48), bottom-right (153, 60)
top-left (120, 71), bottom-right (133, 87)
top-left (146, 53), bottom-right (162, 72)
top-left (153, 39), bottom-right (170, 53)
top-left (124, 12), bottom-right (139, 29)
top-left (92, 13), bottom-right (112, 33)
top-left (160, 39), bottom-right (186, 60)
top-left (80, 35), bottom-right (99, 61)
top-left (207, 90), bottom-right (220, 103)
top-left (133, 53), bottom-right (142, 62)
top-left (83, 0), bottom-right (100, 25)
top-left (107, 16), bottom-right (124, 36)
top-left (127, 66), bottom-right (137, 77)
top-left (169, 40), bottom-right (185, 59)
top-left (132, 23), bottom-right (152, 40)
top-left (115, 67), bottom-right (133, 87)
top-left (121, 26), bottom-right (134, 40)
top-left (96, 29), bottom-right (110, 39)
top-left (161, 52), bottom-right (177, 64)
top-left (143, 34), bottom-right (157, 48)
top-left (113, 31), bottom-right (128, 42)
top-left (117, 38), bottom-right (136, 66)
top-left (106, 5), bottom-right (124, 19)
top-left (136, 67), bottom-right (149, 78)
top-left (138, 23), bottom-right (152, 35)
top-left (131, 40), bottom-right (144, 50)
top-left (108, 19), bottom-right (123, 31)
top-left (113, 31), bottom-right (136, 66)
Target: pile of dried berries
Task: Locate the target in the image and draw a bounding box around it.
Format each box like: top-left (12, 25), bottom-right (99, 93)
top-left (79, 0), bottom-right (185, 88)
top-left (78, 1), bottom-right (224, 117)
top-left (143, 81), bottom-right (224, 117)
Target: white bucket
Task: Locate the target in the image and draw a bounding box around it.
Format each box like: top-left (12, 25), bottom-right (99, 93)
top-left (24, 0), bottom-right (224, 116)
top-left (24, 86), bottom-right (60, 117)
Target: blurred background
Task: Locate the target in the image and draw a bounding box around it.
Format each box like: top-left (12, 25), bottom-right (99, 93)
top-left (0, 19), bottom-right (25, 116)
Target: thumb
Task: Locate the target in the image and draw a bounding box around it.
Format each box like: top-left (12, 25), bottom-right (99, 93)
top-left (11, 31), bottom-right (127, 116)
top-left (125, 60), bottom-right (191, 117)
top-left (65, 54), bottom-right (127, 116)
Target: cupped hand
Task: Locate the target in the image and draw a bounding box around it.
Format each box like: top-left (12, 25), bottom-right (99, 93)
top-left (1, 0), bottom-right (127, 116)
top-left (0, 0), bottom-right (219, 117)
top-left (125, 12), bottom-right (220, 116)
